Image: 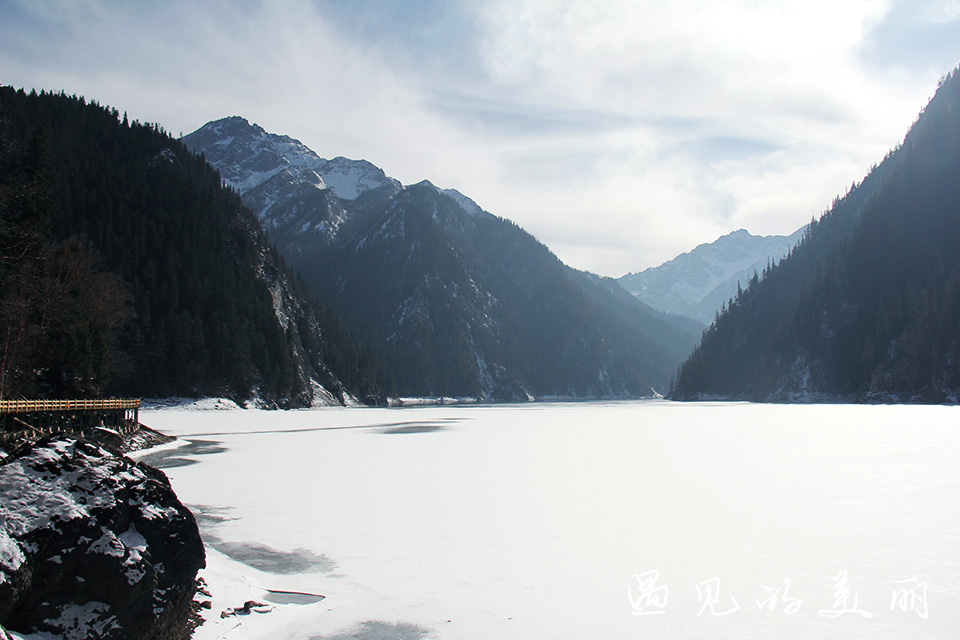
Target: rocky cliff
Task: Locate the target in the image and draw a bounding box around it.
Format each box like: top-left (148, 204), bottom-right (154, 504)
top-left (0, 437), bottom-right (205, 640)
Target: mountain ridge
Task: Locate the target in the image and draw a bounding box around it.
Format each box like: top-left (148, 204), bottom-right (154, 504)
top-left (186, 117), bottom-right (701, 399)
top-left (619, 227), bottom-right (805, 324)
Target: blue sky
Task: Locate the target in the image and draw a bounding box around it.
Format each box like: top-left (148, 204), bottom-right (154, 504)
top-left (2, 0), bottom-right (958, 275)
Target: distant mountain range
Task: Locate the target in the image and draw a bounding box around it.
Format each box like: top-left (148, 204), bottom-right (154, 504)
top-left (618, 228), bottom-right (805, 324)
top-left (10, 64), bottom-right (954, 407)
top-left (185, 118), bottom-right (700, 399)
top-left (672, 66), bottom-right (960, 403)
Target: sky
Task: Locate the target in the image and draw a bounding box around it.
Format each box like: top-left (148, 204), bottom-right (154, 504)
top-left (1, 0), bottom-right (959, 276)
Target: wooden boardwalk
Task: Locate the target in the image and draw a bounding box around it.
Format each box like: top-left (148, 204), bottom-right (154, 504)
top-left (0, 398), bottom-right (141, 443)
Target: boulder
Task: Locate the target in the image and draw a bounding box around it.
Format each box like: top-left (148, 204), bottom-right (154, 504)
top-left (0, 437), bottom-right (205, 640)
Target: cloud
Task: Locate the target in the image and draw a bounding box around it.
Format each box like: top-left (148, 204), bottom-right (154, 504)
top-left (438, 0), bottom-right (952, 271)
top-left (1, 0), bottom-right (477, 176)
top-left (1, 0), bottom-right (956, 276)
top-left (861, 0), bottom-right (960, 72)
top-left (473, 0), bottom-right (886, 116)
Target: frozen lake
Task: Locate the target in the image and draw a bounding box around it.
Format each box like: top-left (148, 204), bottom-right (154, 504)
top-left (140, 401), bottom-right (960, 640)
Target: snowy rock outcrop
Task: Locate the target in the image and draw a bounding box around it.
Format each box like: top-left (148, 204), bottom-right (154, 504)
top-left (0, 438), bottom-right (205, 640)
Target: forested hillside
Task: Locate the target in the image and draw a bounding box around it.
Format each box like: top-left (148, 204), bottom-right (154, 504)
top-left (672, 68), bottom-right (960, 403)
top-left (0, 87), bottom-right (393, 405)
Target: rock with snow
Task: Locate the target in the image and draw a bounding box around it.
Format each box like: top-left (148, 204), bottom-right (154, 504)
top-left (0, 437), bottom-right (205, 640)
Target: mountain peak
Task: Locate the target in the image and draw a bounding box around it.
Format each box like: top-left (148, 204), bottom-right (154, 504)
top-left (184, 119), bottom-right (402, 204)
top-left (196, 115), bottom-right (266, 140)
top-left (401, 181), bottom-right (489, 219)
top-left (216, 115), bottom-right (252, 127)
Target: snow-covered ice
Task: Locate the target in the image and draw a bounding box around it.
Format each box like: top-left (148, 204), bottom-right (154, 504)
top-left (139, 401), bottom-right (960, 640)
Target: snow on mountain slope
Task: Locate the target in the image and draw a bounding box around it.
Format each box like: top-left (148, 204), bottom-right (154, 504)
top-left (442, 187), bottom-right (485, 217)
top-left (184, 117), bottom-right (409, 267)
top-left (319, 156), bottom-right (401, 200)
top-left (183, 117), bottom-right (401, 217)
top-left (619, 228), bottom-right (805, 324)
top-left (186, 116), bottom-right (327, 195)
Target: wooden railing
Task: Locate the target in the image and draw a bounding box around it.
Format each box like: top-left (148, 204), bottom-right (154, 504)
top-left (0, 399), bottom-right (140, 414)
top-left (0, 399), bottom-right (142, 443)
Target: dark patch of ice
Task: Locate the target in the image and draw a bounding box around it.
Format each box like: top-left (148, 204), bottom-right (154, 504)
top-left (378, 424), bottom-right (447, 434)
top-left (309, 621), bottom-right (432, 640)
top-left (148, 457), bottom-right (196, 468)
top-left (211, 541), bottom-right (338, 575)
top-left (187, 504), bottom-right (238, 529)
top-left (187, 505), bottom-right (339, 576)
top-left (373, 417), bottom-right (461, 434)
top-left (262, 590), bottom-right (326, 605)
top-left (175, 417), bottom-right (465, 438)
top-left (137, 439), bottom-right (227, 468)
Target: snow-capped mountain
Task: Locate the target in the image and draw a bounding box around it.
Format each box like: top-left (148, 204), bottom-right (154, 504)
top-left (186, 117), bottom-right (701, 399)
top-left (186, 116), bottom-right (400, 203)
top-left (184, 117), bottom-right (402, 257)
top-left (183, 117), bottom-right (496, 262)
top-left (618, 227), bottom-right (805, 324)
